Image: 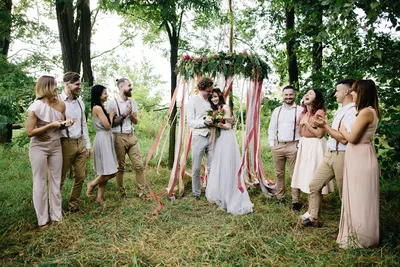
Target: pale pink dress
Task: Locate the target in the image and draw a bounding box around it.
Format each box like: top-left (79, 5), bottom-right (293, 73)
top-left (337, 108), bottom-right (380, 249)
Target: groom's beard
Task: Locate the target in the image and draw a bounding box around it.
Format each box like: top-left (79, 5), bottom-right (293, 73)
top-left (124, 90), bottom-right (132, 97)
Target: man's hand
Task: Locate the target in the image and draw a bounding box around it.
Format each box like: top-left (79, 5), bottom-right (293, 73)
top-left (204, 116), bottom-right (212, 126)
top-left (126, 102), bottom-right (132, 115)
top-left (86, 148), bottom-right (92, 158)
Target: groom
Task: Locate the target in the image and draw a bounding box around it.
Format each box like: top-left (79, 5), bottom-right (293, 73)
top-left (186, 77), bottom-right (214, 199)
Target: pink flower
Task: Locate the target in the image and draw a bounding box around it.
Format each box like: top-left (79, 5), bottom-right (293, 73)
top-left (214, 53), bottom-right (218, 58)
top-left (184, 54), bottom-right (191, 60)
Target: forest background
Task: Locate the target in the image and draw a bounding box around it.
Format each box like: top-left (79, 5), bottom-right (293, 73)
top-left (0, 0), bottom-right (399, 265)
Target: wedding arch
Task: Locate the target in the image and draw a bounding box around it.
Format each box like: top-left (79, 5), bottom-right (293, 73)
top-left (145, 51), bottom-right (275, 210)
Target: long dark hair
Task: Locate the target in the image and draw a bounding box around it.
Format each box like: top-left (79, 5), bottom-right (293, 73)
top-left (91, 85), bottom-right (111, 124)
top-left (301, 89), bottom-right (326, 116)
top-left (209, 88), bottom-right (225, 111)
top-left (353, 79), bottom-right (380, 118)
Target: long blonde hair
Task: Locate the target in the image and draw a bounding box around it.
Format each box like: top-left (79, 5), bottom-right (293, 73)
top-left (35, 75), bottom-right (58, 103)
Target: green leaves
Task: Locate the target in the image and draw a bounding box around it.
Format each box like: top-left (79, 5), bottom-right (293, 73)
top-left (175, 51), bottom-right (270, 81)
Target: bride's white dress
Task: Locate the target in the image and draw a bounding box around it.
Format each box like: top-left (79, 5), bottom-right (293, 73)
top-left (206, 128), bottom-right (254, 215)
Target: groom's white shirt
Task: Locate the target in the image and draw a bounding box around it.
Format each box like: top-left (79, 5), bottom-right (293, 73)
top-left (186, 94), bottom-right (211, 137)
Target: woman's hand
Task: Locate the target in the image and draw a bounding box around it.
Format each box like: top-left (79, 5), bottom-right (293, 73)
top-left (109, 108), bottom-right (116, 119)
top-left (51, 120), bottom-right (64, 128)
top-left (299, 114), bottom-right (309, 126)
top-left (217, 122), bottom-right (231, 130)
top-left (313, 114), bottom-right (328, 128)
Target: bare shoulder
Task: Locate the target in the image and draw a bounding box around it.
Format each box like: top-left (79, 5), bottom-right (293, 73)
top-left (358, 108), bottom-right (374, 123)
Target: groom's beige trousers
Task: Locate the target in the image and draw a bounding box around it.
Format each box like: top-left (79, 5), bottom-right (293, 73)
top-left (271, 141), bottom-right (300, 203)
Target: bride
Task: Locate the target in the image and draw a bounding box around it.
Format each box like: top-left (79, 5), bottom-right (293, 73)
top-left (205, 88), bottom-right (253, 215)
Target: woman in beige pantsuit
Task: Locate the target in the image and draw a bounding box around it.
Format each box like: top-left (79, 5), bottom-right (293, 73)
top-left (26, 75), bottom-right (74, 228)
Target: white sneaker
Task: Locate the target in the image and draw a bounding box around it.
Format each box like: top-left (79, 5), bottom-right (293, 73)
top-left (301, 211), bottom-right (310, 220)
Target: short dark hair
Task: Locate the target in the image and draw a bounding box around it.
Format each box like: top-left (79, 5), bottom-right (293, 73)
top-left (282, 85), bottom-right (296, 92)
top-left (336, 79), bottom-right (356, 88)
top-left (63, 72), bottom-right (80, 83)
top-left (197, 77), bottom-right (214, 91)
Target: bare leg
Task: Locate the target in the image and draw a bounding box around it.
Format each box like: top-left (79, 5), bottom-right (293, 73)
top-left (86, 175), bottom-right (111, 200)
top-left (95, 174), bottom-right (115, 205)
top-left (96, 181), bottom-right (108, 205)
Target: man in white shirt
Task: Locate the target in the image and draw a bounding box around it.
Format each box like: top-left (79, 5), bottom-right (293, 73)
top-left (186, 77), bottom-right (214, 199)
top-left (107, 78), bottom-right (146, 198)
top-left (60, 72), bottom-right (91, 213)
top-left (301, 79), bottom-right (356, 227)
top-left (268, 85), bottom-right (303, 210)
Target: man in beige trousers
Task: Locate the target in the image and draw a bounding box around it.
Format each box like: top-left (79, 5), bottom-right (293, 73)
top-left (107, 78), bottom-right (146, 198)
top-left (60, 72), bottom-right (91, 213)
top-left (268, 85), bottom-right (303, 210)
top-left (300, 79), bottom-right (357, 227)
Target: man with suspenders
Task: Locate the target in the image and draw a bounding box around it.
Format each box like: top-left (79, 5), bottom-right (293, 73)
top-left (107, 78), bottom-right (146, 198)
top-left (301, 79), bottom-right (356, 227)
top-left (268, 86), bottom-right (303, 210)
top-left (60, 72), bottom-right (91, 213)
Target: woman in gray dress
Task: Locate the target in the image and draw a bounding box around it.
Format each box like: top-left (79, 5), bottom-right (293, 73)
top-left (86, 85), bottom-right (117, 205)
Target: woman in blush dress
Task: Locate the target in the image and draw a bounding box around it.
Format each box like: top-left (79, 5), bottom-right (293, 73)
top-left (86, 85), bottom-right (118, 205)
top-left (291, 89), bottom-right (334, 215)
top-left (337, 79), bottom-right (380, 249)
top-left (26, 75), bottom-right (74, 228)
top-left (205, 88), bottom-right (253, 215)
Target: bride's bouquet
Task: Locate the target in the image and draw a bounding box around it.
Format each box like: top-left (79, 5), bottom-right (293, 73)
top-left (207, 109), bottom-right (226, 139)
top-left (207, 109), bottom-right (226, 125)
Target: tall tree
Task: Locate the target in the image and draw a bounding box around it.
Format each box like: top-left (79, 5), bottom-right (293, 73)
top-left (0, 0), bottom-right (12, 58)
top-left (100, 0), bottom-right (220, 168)
top-left (284, 2), bottom-right (299, 88)
top-left (55, 0), bottom-right (93, 85)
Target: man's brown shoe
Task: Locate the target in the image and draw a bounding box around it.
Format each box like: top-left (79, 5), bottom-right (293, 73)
top-left (300, 218), bottom-right (319, 228)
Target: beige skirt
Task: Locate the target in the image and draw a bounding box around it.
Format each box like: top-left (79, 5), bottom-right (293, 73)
top-left (291, 137), bottom-right (334, 194)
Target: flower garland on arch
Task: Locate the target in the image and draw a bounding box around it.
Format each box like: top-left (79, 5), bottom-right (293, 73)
top-left (176, 51), bottom-right (270, 82)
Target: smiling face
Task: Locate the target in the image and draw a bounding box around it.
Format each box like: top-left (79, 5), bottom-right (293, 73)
top-left (303, 90), bottom-right (316, 105)
top-left (67, 80), bottom-right (82, 97)
top-left (199, 85), bottom-right (213, 99)
top-left (211, 92), bottom-right (220, 105)
top-left (120, 80), bottom-right (132, 97)
top-left (282, 88), bottom-right (296, 106)
top-left (100, 88), bottom-right (108, 103)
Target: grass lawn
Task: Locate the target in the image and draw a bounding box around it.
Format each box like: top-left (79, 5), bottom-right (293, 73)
top-left (0, 129), bottom-right (399, 266)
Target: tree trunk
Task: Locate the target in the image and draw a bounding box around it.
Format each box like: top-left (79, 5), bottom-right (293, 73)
top-left (0, 0), bottom-right (12, 143)
top-left (80, 0), bottom-right (93, 86)
top-left (168, 32), bottom-right (178, 169)
top-left (0, 124), bottom-right (12, 143)
top-left (228, 0), bottom-right (234, 111)
top-left (285, 5), bottom-right (299, 88)
top-left (55, 0), bottom-right (81, 73)
top-left (311, 6), bottom-right (323, 87)
top-left (0, 0), bottom-right (12, 57)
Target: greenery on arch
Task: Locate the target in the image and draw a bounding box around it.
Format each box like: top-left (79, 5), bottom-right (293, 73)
top-left (176, 51), bottom-right (270, 81)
